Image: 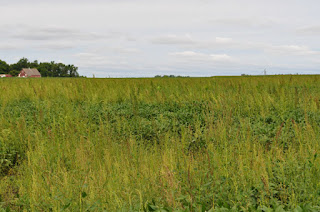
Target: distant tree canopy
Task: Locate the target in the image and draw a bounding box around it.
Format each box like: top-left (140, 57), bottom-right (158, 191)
top-left (0, 60), bottom-right (10, 74)
top-left (154, 75), bottom-right (190, 78)
top-left (0, 58), bottom-right (80, 77)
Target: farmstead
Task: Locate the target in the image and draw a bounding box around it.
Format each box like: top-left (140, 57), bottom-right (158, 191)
top-left (18, 68), bottom-right (41, 78)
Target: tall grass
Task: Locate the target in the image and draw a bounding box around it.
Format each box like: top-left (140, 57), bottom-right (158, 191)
top-left (1, 76), bottom-right (320, 211)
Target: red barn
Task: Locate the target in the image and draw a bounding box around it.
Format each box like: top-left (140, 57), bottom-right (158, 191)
top-left (18, 68), bottom-right (41, 78)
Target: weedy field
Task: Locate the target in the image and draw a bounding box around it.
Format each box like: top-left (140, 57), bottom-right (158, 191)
top-left (0, 76), bottom-right (320, 211)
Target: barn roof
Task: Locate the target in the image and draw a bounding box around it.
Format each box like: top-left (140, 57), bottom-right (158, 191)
top-left (22, 68), bottom-right (41, 76)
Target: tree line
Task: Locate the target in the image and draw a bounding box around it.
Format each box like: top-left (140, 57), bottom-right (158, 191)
top-left (0, 58), bottom-right (80, 77)
top-left (154, 75), bottom-right (190, 78)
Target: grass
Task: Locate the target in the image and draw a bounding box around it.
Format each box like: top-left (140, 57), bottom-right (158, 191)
top-left (0, 75), bottom-right (320, 211)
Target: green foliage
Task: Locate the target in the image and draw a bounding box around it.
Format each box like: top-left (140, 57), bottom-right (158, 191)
top-left (0, 76), bottom-right (319, 211)
top-left (0, 60), bottom-right (9, 74)
top-left (0, 131), bottom-right (18, 176)
top-left (37, 62), bottom-right (79, 77)
top-left (0, 57), bottom-right (79, 77)
top-left (155, 75), bottom-right (190, 78)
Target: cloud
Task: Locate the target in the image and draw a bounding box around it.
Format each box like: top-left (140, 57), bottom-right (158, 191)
top-left (151, 34), bottom-right (195, 45)
top-left (35, 42), bottom-right (76, 50)
top-left (1, 0), bottom-right (320, 76)
top-left (151, 35), bottom-right (236, 49)
top-left (210, 54), bottom-right (232, 61)
top-left (74, 53), bottom-right (112, 66)
top-left (100, 47), bottom-right (141, 54)
top-left (170, 51), bottom-right (233, 62)
top-left (74, 52), bottom-right (131, 69)
top-left (215, 37), bottom-right (233, 44)
top-left (11, 25), bottom-right (104, 41)
top-left (209, 18), bottom-right (277, 28)
top-left (265, 45), bottom-right (320, 56)
top-left (151, 34), bottom-right (267, 50)
top-left (154, 34), bottom-right (320, 58)
top-left (0, 43), bottom-right (21, 50)
top-left (170, 51), bottom-right (204, 57)
top-left (296, 26), bottom-right (320, 35)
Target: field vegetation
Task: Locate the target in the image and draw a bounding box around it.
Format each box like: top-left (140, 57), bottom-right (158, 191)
top-left (1, 76), bottom-right (320, 211)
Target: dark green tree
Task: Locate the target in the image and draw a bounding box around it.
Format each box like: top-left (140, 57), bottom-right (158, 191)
top-left (37, 61), bottom-right (79, 77)
top-left (10, 58), bottom-right (30, 73)
top-left (0, 60), bottom-right (9, 74)
top-left (2, 58), bottom-right (80, 77)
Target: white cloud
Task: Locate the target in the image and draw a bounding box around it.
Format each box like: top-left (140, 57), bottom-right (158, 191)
top-left (215, 37), bottom-right (233, 44)
top-left (151, 35), bottom-right (237, 49)
top-left (170, 51), bottom-right (203, 57)
top-left (170, 51), bottom-right (233, 62)
top-left (210, 54), bottom-right (232, 61)
top-left (265, 45), bottom-right (320, 56)
top-left (151, 34), bottom-right (195, 45)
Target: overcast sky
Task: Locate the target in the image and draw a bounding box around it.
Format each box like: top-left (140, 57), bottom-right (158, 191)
top-left (0, 0), bottom-right (319, 77)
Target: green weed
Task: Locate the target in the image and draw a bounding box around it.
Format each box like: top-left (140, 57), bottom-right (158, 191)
top-left (0, 76), bottom-right (320, 211)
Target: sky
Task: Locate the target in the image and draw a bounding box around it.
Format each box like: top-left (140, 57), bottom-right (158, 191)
top-left (0, 0), bottom-right (320, 77)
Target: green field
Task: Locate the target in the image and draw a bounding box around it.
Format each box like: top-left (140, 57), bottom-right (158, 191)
top-left (1, 76), bottom-right (320, 211)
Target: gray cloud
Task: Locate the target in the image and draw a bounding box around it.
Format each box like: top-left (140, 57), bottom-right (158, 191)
top-left (209, 18), bottom-right (277, 28)
top-left (151, 34), bottom-right (195, 45)
top-left (0, 0), bottom-right (320, 77)
top-left (0, 43), bottom-right (21, 50)
top-left (10, 26), bottom-right (104, 41)
top-left (265, 45), bottom-right (320, 56)
top-left (34, 42), bottom-right (76, 50)
top-left (297, 26), bottom-right (320, 35)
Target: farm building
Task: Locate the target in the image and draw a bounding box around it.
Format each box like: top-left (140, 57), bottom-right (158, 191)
top-left (18, 68), bottom-right (41, 78)
top-left (0, 74), bottom-right (12, 78)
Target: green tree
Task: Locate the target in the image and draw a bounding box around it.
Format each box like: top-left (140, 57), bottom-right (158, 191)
top-left (9, 69), bottom-right (20, 76)
top-left (10, 58), bottom-right (30, 72)
top-left (1, 57), bottom-right (80, 77)
top-left (0, 60), bottom-right (9, 74)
